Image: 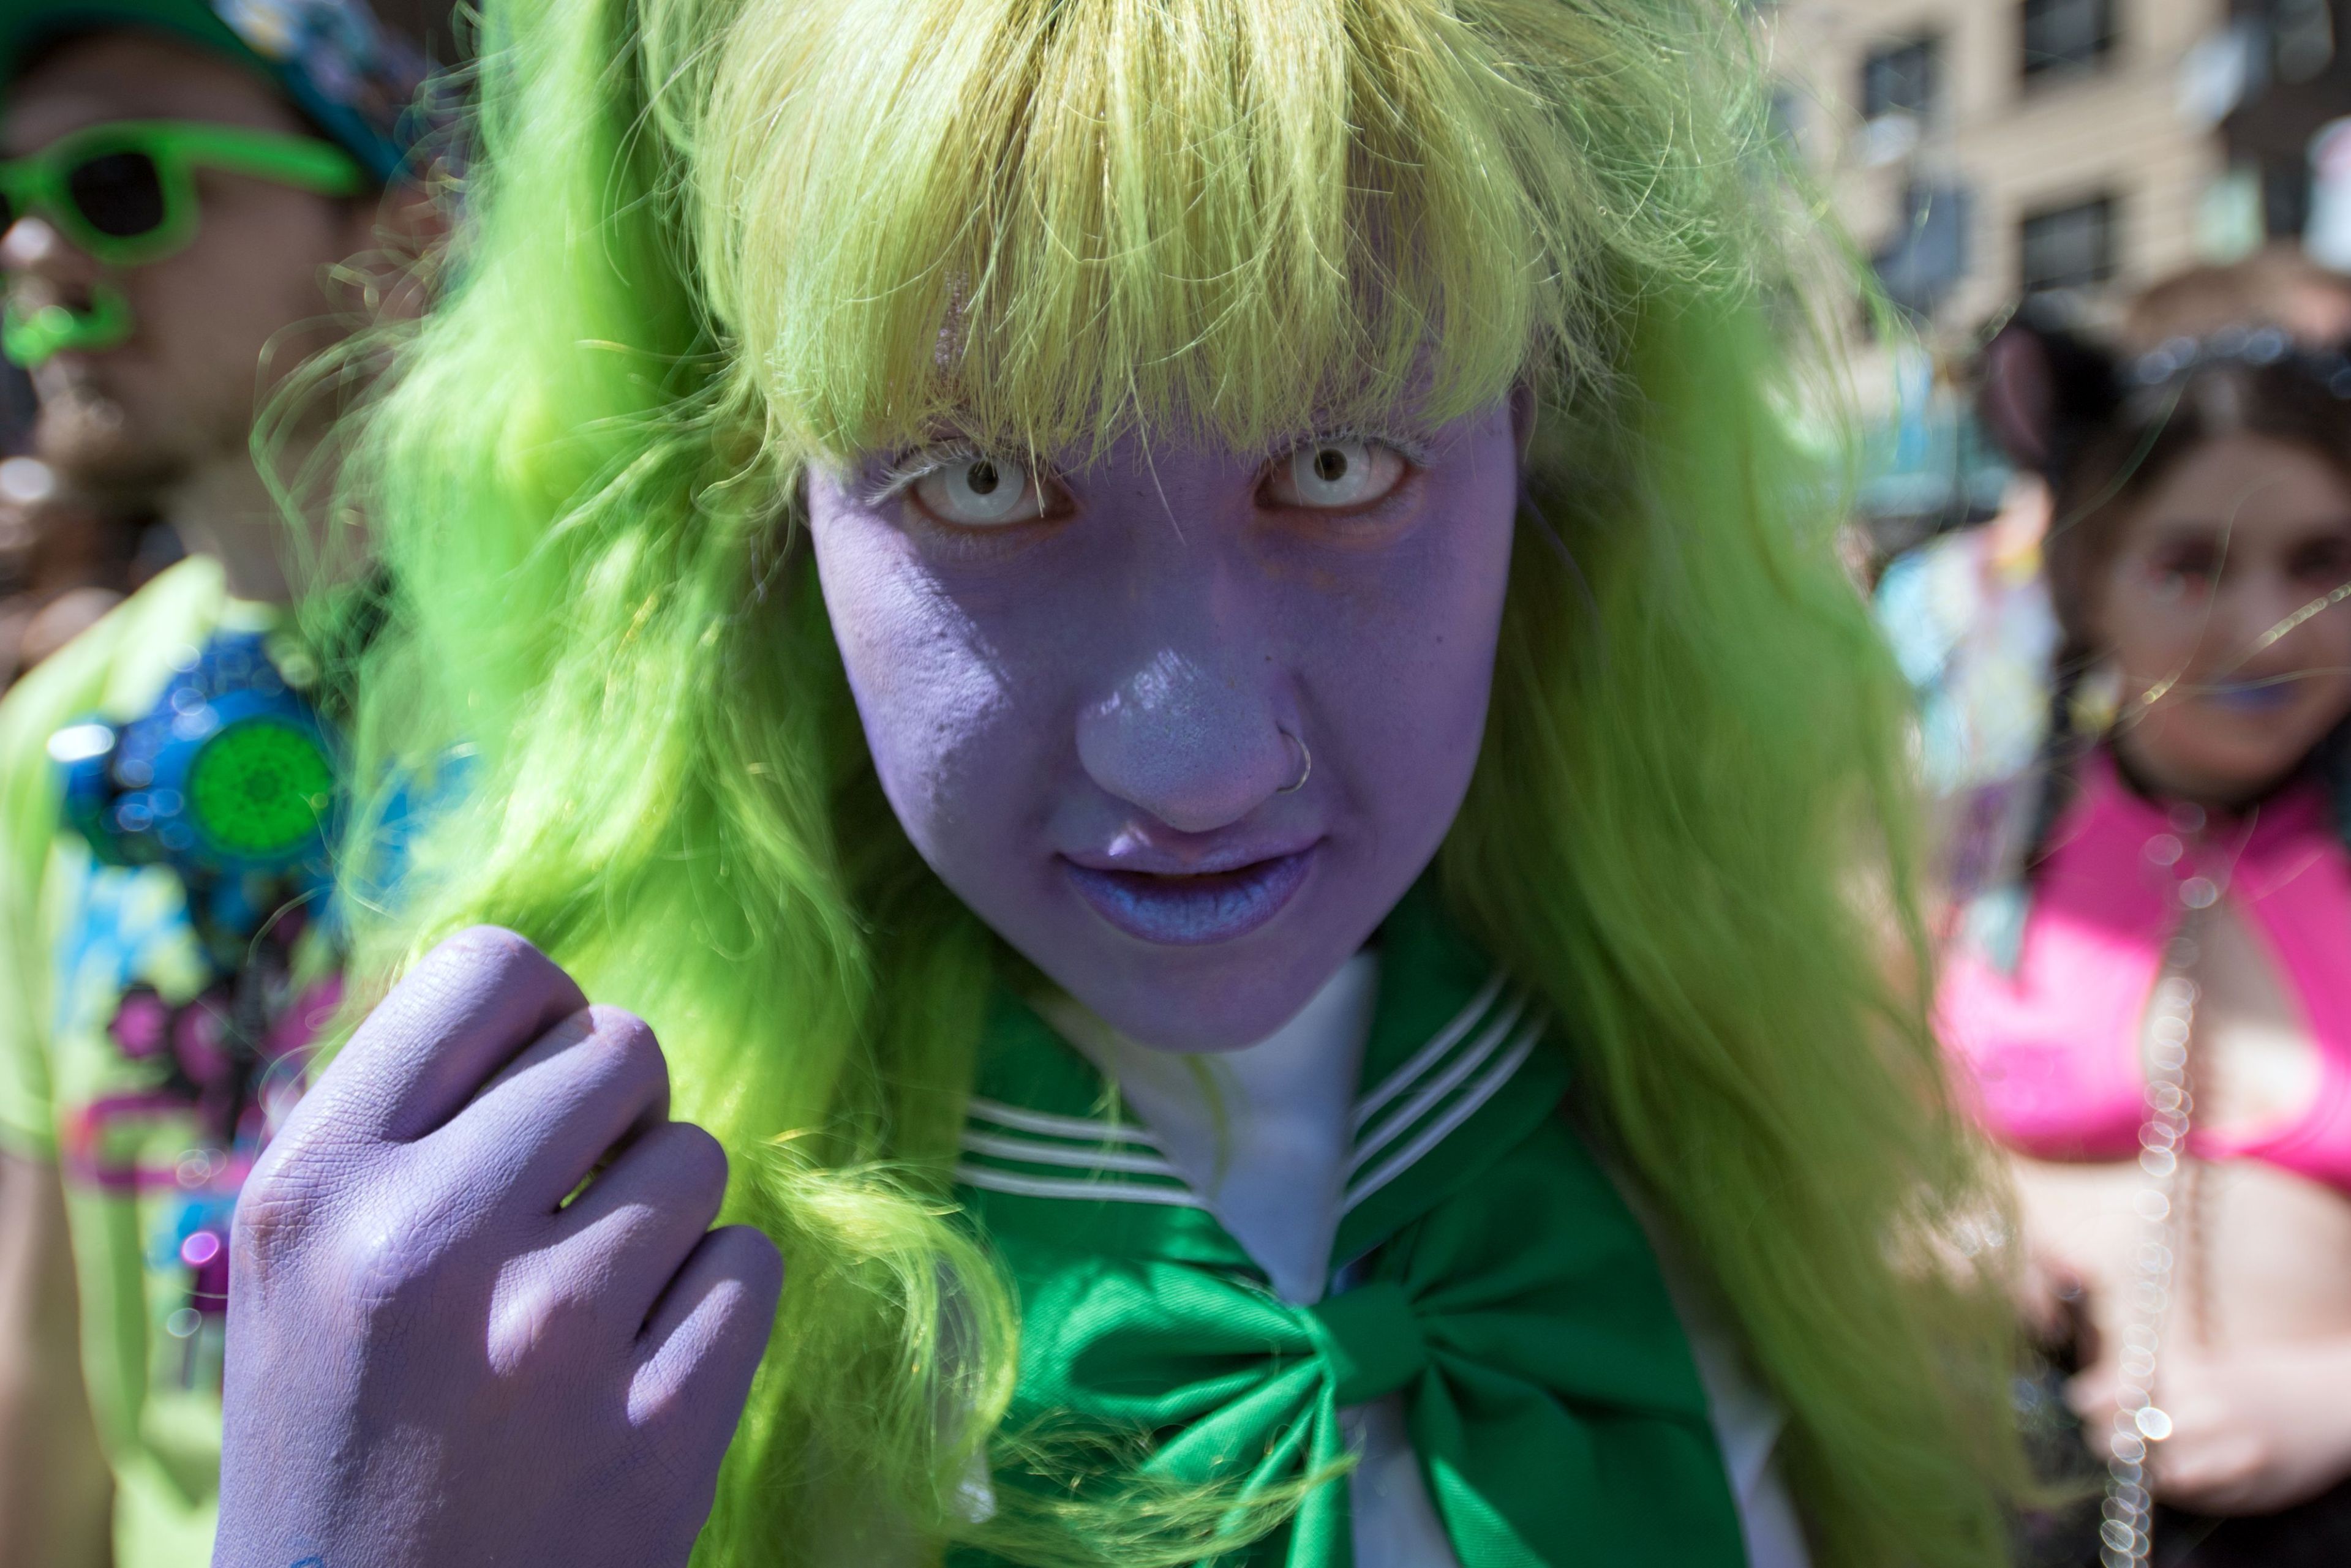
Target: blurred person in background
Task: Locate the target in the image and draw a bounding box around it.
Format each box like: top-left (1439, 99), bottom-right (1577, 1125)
top-left (0, 304), bottom-right (171, 689)
top-left (0, 3), bottom-right (445, 1565)
top-left (1881, 250), bottom-right (2351, 936)
top-left (0, 453), bottom-right (178, 688)
top-left (1940, 268), bottom-right (2351, 1566)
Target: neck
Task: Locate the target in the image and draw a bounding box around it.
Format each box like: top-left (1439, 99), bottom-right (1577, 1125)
top-left (1040, 954), bottom-right (1379, 1304)
top-left (164, 436), bottom-right (357, 606)
top-left (2107, 731), bottom-right (2303, 819)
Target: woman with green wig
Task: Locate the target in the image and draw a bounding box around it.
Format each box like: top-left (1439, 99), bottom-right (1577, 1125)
top-left (206, 1), bottom-right (2020, 1564)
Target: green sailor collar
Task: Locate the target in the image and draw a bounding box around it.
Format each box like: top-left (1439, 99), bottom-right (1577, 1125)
top-left (954, 893), bottom-right (1748, 1567)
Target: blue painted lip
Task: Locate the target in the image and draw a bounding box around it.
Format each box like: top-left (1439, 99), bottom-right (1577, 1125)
top-left (2200, 681), bottom-right (2299, 713)
top-left (1063, 847), bottom-right (1317, 947)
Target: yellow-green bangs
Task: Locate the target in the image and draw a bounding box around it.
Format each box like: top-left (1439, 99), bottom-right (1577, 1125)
top-left (675, 0), bottom-right (1756, 456)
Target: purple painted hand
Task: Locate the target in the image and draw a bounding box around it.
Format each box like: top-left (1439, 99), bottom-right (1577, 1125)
top-left (209, 928), bottom-right (783, 1568)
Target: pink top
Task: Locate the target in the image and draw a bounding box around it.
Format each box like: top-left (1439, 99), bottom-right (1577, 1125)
top-left (1939, 752), bottom-right (2351, 1191)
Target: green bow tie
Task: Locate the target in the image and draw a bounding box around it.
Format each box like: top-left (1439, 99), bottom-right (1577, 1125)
top-left (952, 896), bottom-right (1749, 1567)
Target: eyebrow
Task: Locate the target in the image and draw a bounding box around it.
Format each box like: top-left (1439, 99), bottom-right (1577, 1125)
top-left (2137, 516), bottom-right (2351, 547)
top-left (1, 96), bottom-right (127, 157)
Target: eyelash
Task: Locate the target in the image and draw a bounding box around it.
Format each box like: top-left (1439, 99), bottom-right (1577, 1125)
top-left (1301, 429), bottom-right (1437, 470)
top-left (859, 432), bottom-right (1437, 509)
top-left (859, 440), bottom-right (996, 507)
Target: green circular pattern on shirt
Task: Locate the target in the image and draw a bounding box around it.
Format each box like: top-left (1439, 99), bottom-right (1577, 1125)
top-left (187, 719), bottom-right (334, 855)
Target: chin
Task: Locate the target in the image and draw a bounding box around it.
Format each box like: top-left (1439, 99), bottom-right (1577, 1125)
top-left (2235, 749), bottom-right (2333, 798)
top-left (2221, 719), bottom-right (2341, 787)
top-left (1078, 983), bottom-right (1326, 1054)
top-left (935, 843), bottom-right (1401, 1052)
top-left (1027, 916), bottom-right (1367, 1055)
top-left (34, 393), bottom-right (183, 497)
top-left (2161, 740), bottom-right (2326, 805)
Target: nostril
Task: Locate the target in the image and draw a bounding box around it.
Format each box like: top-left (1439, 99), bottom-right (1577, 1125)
top-left (1076, 650), bottom-right (1294, 832)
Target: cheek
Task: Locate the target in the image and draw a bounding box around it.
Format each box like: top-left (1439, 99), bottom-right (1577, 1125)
top-left (2100, 574), bottom-right (2202, 678)
top-left (1307, 503), bottom-right (1515, 821)
top-left (2307, 605), bottom-right (2351, 670)
top-left (137, 196), bottom-right (341, 379)
top-left (2291, 616), bottom-right (2351, 729)
top-left (805, 508), bottom-right (1032, 850)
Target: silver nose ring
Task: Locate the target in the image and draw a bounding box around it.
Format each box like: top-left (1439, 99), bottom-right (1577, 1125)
top-left (1277, 729), bottom-right (1312, 794)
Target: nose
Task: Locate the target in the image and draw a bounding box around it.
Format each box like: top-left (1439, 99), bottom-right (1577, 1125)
top-left (1076, 643), bottom-right (1297, 834)
top-left (1, 215), bottom-right (99, 294)
top-left (2222, 571), bottom-right (2328, 674)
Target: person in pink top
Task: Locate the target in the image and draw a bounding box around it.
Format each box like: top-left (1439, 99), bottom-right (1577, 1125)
top-left (1943, 285), bottom-right (2351, 1567)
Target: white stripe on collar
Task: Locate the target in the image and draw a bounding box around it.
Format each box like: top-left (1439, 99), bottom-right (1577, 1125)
top-left (948, 1162), bottom-right (1210, 1207)
top-left (956, 972), bottom-right (1541, 1212)
top-left (1344, 1013), bottom-right (1543, 1214)
top-left (965, 1097), bottom-right (1167, 1147)
top-left (1353, 972), bottom-right (1510, 1131)
top-left (960, 1130), bottom-right (1179, 1177)
top-left (1351, 990), bottom-right (1530, 1172)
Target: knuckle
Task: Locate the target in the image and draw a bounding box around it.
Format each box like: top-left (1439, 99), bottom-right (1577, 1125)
top-left (333, 1209), bottom-right (459, 1315)
top-left (232, 1131), bottom-right (361, 1267)
top-left (488, 1269), bottom-right (609, 1367)
top-left (232, 1165), bottom-right (465, 1327)
top-left (231, 1174), bottom-right (320, 1274)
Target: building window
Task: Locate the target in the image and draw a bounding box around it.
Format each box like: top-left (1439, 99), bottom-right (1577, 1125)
top-left (1862, 37), bottom-right (1941, 121)
top-left (2264, 157), bottom-right (2313, 239)
top-left (2020, 0), bottom-right (2116, 81)
top-left (2018, 195), bottom-right (2118, 292)
top-left (1875, 181), bottom-right (1974, 321)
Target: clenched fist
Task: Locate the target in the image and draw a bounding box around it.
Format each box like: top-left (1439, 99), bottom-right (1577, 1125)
top-left (211, 928), bottom-right (783, 1568)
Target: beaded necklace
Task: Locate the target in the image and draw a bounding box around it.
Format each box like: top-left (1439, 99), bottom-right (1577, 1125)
top-left (2099, 806), bottom-right (2254, 1567)
top-left (2097, 911), bottom-right (2199, 1568)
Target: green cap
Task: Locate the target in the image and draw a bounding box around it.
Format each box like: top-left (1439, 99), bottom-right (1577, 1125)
top-left (1, 0), bottom-right (429, 182)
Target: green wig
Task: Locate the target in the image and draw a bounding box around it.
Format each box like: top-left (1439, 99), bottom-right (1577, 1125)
top-left (333, 0), bottom-right (2021, 1562)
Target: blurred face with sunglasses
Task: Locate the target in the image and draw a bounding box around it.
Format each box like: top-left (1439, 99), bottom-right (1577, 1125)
top-left (1, 30), bottom-right (391, 600)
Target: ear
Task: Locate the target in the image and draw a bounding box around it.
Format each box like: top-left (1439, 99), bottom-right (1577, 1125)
top-left (1975, 312), bottom-right (2121, 475)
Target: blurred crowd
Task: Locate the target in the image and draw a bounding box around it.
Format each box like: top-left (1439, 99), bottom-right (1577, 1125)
top-left (6, 1), bottom-right (2351, 1567)
top-left (0, 381), bottom-right (178, 689)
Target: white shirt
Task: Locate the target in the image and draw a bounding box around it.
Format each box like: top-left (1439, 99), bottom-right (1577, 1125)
top-left (1042, 956), bottom-right (1812, 1568)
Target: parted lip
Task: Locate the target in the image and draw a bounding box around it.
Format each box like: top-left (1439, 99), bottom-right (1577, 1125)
top-left (1059, 837), bottom-right (1322, 878)
top-left (2198, 679), bottom-right (2301, 710)
top-left (1059, 844), bottom-right (1321, 946)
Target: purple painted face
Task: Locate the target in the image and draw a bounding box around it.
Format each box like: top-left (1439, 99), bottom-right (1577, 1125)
top-left (805, 403), bottom-right (1522, 1051)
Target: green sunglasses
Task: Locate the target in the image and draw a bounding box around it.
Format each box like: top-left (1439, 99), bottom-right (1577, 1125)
top-left (1, 119), bottom-right (366, 265)
top-left (2, 121), bottom-right (366, 367)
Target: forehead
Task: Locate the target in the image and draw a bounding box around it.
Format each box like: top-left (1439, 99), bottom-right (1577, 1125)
top-left (3, 30), bottom-right (301, 156)
top-left (2135, 432), bottom-right (2351, 537)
